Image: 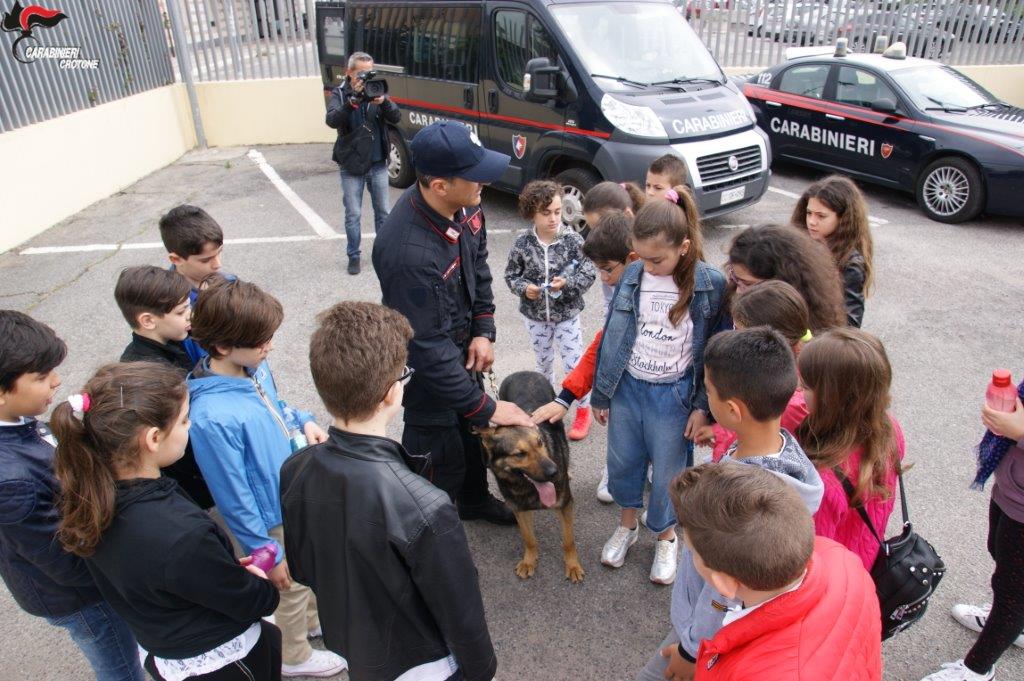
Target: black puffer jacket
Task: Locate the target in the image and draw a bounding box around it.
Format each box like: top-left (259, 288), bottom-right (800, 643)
top-left (504, 228), bottom-right (596, 323)
top-left (281, 428), bottom-right (497, 681)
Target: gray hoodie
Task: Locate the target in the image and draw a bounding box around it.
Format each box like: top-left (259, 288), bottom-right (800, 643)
top-left (669, 429), bottom-right (824, 658)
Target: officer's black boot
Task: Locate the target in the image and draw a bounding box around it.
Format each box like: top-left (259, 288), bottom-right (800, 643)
top-left (457, 493), bottom-right (516, 526)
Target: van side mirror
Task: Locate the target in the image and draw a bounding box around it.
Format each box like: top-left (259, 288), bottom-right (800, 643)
top-left (871, 97), bottom-right (897, 114)
top-left (524, 57), bottom-right (561, 102)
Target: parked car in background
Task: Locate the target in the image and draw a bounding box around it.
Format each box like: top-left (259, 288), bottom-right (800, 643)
top-left (747, 1), bottom-right (838, 45)
top-left (837, 4), bottom-right (957, 60)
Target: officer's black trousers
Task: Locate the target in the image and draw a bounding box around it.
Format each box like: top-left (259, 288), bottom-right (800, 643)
top-left (402, 416), bottom-right (490, 506)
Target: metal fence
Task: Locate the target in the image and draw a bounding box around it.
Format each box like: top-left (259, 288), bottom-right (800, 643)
top-left (162, 0), bottom-right (319, 81)
top-left (685, 0), bottom-right (1024, 68)
top-left (0, 0), bottom-right (173, 133)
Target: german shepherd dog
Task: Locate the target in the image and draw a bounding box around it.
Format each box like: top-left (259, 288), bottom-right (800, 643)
top-left (477, 371), bottom-right (584, 583)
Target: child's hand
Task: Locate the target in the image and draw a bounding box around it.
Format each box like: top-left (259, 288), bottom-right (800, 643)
top-left (239, 556), bottom-right (268, 580)
top-left (303, 421), bottom-right (329, 445)
top-left (549, 276), bottom-right (567, 291)
top-left (594, 407), bottom-right (610, 426)
top-left (684, 409), bottom-right (708, 440)
top-left (693, 425), bottom-right (716, 447)
top-left (982, 398), bottom-right (1024, 441)
top-left (268, 558), bottom-right (292, 590)
top-left (660, 644), bottom-right (695, 681)
top-left (525, 284), bottom-right (542, 300)
top-left (533, 401), bottom-right (568, 424)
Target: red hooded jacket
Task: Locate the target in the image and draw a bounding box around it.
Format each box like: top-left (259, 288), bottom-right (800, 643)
top-left (695, 537), bottom-right (881, 681)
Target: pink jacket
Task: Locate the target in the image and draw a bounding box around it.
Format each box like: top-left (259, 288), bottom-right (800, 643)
top-left (710, 390), bottom-right (809, 462)
top-left (813, 418), bottom-right (906, 570)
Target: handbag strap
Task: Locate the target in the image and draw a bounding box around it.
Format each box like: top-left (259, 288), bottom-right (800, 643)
top-left (833, 468), bottom-right (885, 547)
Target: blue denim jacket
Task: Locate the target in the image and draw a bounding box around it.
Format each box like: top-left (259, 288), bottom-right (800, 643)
top-left (591, 260), bottom-right (727, 413)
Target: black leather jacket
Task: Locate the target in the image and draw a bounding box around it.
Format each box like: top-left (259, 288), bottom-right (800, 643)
top-left (326, 80), bottom-right (400, 175)
top-left (841, 249), bottom-right (867, 328)
top-left (280, 428), bottom-right (497, 681)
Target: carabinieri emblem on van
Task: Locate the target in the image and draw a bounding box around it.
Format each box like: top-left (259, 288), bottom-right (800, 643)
top-left (512, 134), bottom-right (527, 160)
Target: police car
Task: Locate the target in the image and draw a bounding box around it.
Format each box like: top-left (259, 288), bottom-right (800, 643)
top-left (316, 0), bottom-right (771, 231)
top-left (740, 40), bottom-right (1024, 223)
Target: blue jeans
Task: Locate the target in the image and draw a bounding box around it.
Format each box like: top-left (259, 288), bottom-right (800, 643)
top-left (340, 160), bottom-right (389, 259)
top-left (606, 371), bottom-right (695, 534)
top-left (47, 600), bottom-right (144, 681)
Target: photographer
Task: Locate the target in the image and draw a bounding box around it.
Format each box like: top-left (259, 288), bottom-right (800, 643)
top-left (326, 52), bottom-right (400, 275)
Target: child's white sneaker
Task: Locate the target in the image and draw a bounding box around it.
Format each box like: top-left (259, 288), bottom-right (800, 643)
top-left (951, 603), bottom-right (1024, 648)
top-left (596, 466), bottom-right (613, 503)
top-left (601, 524), bottom-right (638, 567)
top-left (920, 660), bottom-right (994, 681)
top-left (282, 649), bottom-right (348, 678)
top-left (650, 536), bottom-right (678, 585)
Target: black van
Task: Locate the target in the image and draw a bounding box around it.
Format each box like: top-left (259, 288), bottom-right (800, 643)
top-left (315, 0), bottom-right (770, 230)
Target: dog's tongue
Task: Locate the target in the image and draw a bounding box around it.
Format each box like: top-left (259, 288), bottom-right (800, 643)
top-left (529, 478), bottom-right (557, 508)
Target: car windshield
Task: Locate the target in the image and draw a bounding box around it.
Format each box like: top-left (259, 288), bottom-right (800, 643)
top-left (891, 65), bottom-right (998, 111)
top-left (550, 2), bottom-right (722, 90)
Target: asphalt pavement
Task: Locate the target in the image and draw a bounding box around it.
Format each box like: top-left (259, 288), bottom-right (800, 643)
top-left (0, 143), bottom-right (1022, 681)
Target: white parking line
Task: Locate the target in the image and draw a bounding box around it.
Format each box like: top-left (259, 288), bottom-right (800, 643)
top-left (767, 185), bottom-right (889, 226)
top-left (246, 149), bottom-right (338, 238)
top-left (19, 229), bottom-right (514, 256)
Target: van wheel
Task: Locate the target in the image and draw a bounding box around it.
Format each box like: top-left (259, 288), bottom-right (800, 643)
top-left (555, 167), bottom-right (601, 235)
top-left (916, 157), bottom-right (983, 223)
top-left (387, 129), bottom-right (415, 188)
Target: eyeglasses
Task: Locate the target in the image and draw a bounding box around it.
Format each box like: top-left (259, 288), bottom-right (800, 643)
top-left (398, 365), bottom-right (415, 386)
top-left (724, 263), bottom-right (761, 291)
top-left (597, 261), bottom-right (624, 277)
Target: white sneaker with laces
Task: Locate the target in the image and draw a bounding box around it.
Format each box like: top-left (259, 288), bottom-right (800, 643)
top-left (920, 659), bottom-right (994, 681)
top-left (601, 524), bottom-right (638, 567)
top-left (952, 603), bottom-right (1024, 648)
top-left (650, 536), bottom-right (678, 585)
top-left (596, 466), bottom-right (613, 503)
top-left (281, 649), bottom-right (348, 678)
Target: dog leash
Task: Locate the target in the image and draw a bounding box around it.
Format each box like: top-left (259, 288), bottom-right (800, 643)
top-left (486, 369), bottom-right (499, 399)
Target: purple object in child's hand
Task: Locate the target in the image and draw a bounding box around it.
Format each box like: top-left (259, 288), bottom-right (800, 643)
top-left (249, 544), bottom-right (278, 573)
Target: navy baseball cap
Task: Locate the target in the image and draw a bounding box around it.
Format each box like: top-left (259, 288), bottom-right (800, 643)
top-left (410, 121), bottom-right (510, 183)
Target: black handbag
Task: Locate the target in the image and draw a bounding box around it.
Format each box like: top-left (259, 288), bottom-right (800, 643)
top-left (836, 468), bottom-right (946, 640)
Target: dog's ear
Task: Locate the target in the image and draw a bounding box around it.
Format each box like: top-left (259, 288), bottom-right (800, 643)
top-left (473, 426), bottom-right (497, 449)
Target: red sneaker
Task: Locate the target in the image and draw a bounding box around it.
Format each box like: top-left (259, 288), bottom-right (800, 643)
top-left (568, 406), bottom-right (591, 441)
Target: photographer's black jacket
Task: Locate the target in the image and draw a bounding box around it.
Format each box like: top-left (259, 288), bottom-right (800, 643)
top-left (326, 80), bottom-right (400, 175)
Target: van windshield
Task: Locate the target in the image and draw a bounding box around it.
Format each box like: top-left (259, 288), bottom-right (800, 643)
top-left (550, 2), bottom-right (723, 90)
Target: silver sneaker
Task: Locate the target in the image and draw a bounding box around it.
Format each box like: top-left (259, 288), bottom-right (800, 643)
top-left (920, 660), bottom-right (994, 681)
top-left (601, 524), bottom-right (638, 567)
top-left (650, 536), bottom-right (679, 585)
top-left (596, 466), bottom-right (613, 503)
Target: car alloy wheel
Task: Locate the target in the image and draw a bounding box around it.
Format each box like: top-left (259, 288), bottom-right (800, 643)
top-left (922, 165), bottom-right (970, 218)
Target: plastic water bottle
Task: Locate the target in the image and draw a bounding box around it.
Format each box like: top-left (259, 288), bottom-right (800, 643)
top-left (248, 543), bottom-right (278, 573)
top-left (986, 369), bottom-right (1017, 413)
top-left (279, 400), bottom-right (309, 451)
top-left (547, 259), bottom-right (577, 300)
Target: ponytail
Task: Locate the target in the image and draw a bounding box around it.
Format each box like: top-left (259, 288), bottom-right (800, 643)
top-left (53, 362), bottom-right (187, 556)
top-left (621, 181), bottom-right (646, 214)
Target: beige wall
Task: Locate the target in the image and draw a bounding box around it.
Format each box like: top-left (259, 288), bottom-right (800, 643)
top-left (0, 84), bottom-right (196, 253)
top-left (195, 77), bottom-right (335, 147)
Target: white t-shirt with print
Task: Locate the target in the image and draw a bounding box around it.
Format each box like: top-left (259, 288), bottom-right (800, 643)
top-left (627, 273), bottom-right (693, 383)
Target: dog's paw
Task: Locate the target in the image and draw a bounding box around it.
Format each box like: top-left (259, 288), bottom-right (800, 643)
top-left (515, 558), bottom-right (537, 579)
top-left (564, 561), bottom-right (585, 583)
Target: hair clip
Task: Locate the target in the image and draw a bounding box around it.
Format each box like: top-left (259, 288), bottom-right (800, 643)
top-left (802, 329), bottom-right (814, 342)
top-left (664, 188), bottom-right (680, 204)
top-left (618, 182), bottom-right (628, 189)
top-left (67, 393), bottom-right (91, 414)
top-left (119, 386), bottom-right (124, 408)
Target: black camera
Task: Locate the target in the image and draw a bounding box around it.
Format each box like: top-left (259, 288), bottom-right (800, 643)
top-left (353, 70), bottom-right (388, 100)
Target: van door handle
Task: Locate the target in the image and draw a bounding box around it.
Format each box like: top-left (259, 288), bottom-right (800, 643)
top-left (766, 100), bottom-right (782, 107)
top-left (463, 86), bottom-right (474, 110)
top-left (488, 89), bottom-right (499, 113)
top-left (825, 113), bottom-right (845, 121)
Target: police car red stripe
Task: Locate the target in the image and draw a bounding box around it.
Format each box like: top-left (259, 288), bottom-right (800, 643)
top-left (392, 97), bottom-right (612, 140)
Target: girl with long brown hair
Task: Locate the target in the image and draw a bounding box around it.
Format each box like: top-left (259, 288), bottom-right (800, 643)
top-left (794, 328), bottom-right (905, 570)
top-left (590, 188), bottom-right (728, 585)
top-left (792, 174), bottom-right (874, 327)
top-left (52, 362), bottom-right (281, 681)
top-left (726, 224), bottom-right (846, 333)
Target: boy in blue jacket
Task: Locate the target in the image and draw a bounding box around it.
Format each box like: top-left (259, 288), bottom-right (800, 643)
top-left (186, 279), bottom-right (345, 679)
top-left (0, 310), bottom-right (143, 681)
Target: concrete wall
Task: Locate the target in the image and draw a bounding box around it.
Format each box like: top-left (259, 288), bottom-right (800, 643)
top-left (0, 84), bottom-right (196, 253)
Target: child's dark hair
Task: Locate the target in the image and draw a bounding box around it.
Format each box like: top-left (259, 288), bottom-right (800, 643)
top-left (114, 266), bottom-right (192, 328)
top-left (791, 174), bottom-right (874, 296)
top-left (703, 327), bottom-right (797, 421)
top-left (310, 302), bottom-right (413, 422)
top-left (728, 224), bottom-right (845, 332)
top-left (583, 210), bottom-right (633, 264)
top-left (517, 180), bottom-right (563, 220)
top-left (671, 462), bottom-right (814, 590)
top-left (796, 328), bottom-right (899, 505)
top-left (190, 279), bottom-right (283, 358)
top-left (52, 362), bottom-right (187, 556)
top-left (582, 181), bottom-right (644, 215)
top-left (630, 191), bottom-right (703, 326)
top-left (0, 310), bottom-right (67, 392)
top-left (649, 154), bottom-right (688, 186)
top-left (159, 205), bottom-right (224, 258)
top-left (731, 280), bottom-right (809, 349)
